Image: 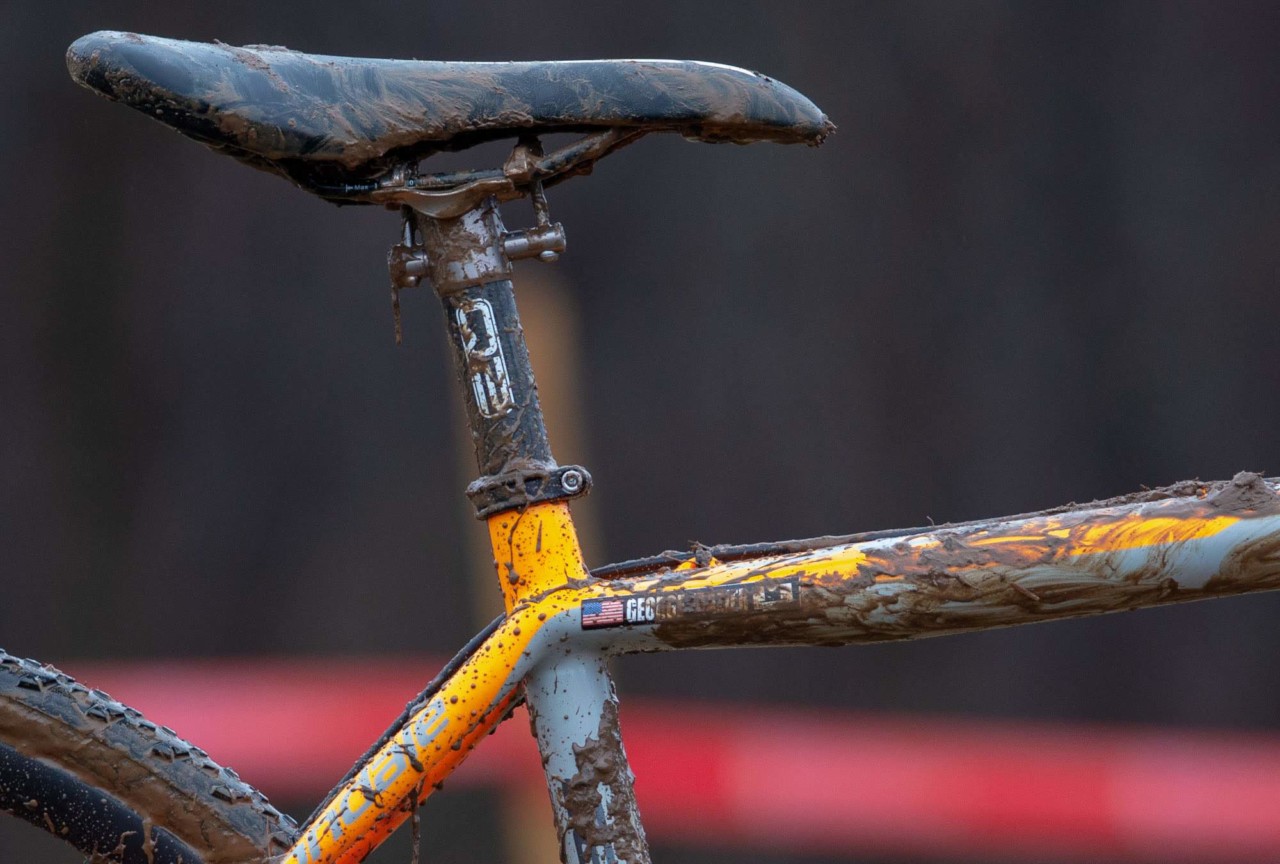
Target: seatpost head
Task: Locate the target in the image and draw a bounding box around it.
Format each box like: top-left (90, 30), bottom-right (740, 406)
top-left (385, 139), bottom-right (572, 341)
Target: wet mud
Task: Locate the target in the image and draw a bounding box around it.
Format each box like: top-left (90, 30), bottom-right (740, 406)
top-left (647, 473), bottom-right (1280, 649)
top-left (556, 700), bottom-right (650, 864)
top-left (66, 31), bottom-right (833, 195)
top-left (0, 653), bottom-right (295, 863)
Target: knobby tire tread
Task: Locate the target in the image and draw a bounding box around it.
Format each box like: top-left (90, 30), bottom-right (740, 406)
top-left (0, 649), bottom-right (298, 863)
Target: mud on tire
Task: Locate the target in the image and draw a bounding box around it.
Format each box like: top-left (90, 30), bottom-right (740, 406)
top-left (0, 650), bottom-right (297, 863)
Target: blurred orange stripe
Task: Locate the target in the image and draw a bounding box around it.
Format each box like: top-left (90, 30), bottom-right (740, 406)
top-left (67, 658), bottom-right (1280, 861)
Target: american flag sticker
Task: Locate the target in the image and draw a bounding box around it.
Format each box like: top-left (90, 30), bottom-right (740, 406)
top-left (581, 598), bottom-right (626, 629)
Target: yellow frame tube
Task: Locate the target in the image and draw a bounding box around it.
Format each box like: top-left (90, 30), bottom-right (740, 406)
top-left (284, 502), bottom-right (591, 864)
top-left (283, 475), bottom-right (1280, 864)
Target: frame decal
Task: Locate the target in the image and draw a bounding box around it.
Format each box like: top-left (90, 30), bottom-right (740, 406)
top-left (581, 577), bottom-right (801, 630)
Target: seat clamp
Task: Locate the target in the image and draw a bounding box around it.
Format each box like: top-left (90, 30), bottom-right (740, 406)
top-left (466, 464), bottom-right (593, 519)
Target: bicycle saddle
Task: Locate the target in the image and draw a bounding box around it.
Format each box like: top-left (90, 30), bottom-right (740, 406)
top-left (66, 31), bottom-right (832, 197)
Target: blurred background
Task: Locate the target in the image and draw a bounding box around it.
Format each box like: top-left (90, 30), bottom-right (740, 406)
top-left (3, 1), bottom-right (1280, 862)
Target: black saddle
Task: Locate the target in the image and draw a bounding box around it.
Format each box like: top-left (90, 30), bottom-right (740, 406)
top-left (66, 31), bottom-right (832, 197)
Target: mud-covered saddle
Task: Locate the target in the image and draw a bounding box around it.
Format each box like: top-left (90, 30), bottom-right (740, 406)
top-left (66, 31), bottom-right (831, 197)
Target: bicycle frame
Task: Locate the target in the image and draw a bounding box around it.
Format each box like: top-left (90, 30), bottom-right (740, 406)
top-left (278, 190), bottom-right (1280, 864)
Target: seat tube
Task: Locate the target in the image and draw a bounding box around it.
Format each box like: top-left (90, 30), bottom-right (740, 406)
top-left (524, 651), bottom-right (650, 864)
top-left (417, 197), bottom-right (651, 864)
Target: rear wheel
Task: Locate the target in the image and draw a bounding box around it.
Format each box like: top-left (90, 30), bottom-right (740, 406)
top-left (0, 650), bottom-right (298, 863)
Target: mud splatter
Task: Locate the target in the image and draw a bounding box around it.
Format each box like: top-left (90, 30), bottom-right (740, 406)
top-left (557, 700), bottom-right (650, 863)
top-left (0, 652), bottom-right (295, 863)
top-left (1208, 471), bottom-right (1277, 512)
top-left (647, 476), bottom-right (1280, 649)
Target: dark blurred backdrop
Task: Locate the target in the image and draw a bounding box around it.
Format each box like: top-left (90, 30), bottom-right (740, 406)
top-left (3, 2), bottom-right (1280, 863)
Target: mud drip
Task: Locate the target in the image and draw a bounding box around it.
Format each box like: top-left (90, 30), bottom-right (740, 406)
top-left (522, 649), bottom-right (651, 864)
top-left (557, 700), bottom-right (649, 863)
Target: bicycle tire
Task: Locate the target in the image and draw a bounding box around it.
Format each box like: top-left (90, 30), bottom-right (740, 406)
top-left (0, 650), bottom-right (298, 863)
